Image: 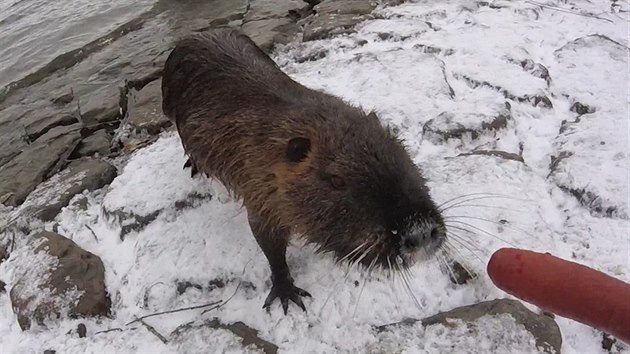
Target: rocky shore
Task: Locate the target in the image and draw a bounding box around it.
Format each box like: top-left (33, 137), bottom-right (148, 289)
top-left (0, 0), bottom-right (628, 353)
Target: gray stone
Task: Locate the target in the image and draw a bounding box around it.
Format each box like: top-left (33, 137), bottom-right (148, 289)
top-left (423, 103), bottom-right (512, 142)
top-left (79, 84), bottom-right (124, 125)
top-left (10, 231), bottom-right (110, 330)
top-left (18, 159), bottom-right (117, 222)
top-left (458, 150), bottom-right (524, 163)
top-left (51, 90), bottom-right (74, 106)
top-left (22, 110), bottom-right (79, 142)
top-left (172, 318), bottom-right (278, 354)
top-left (313, 0), bottom-right (376, 15)
top-left (0, 124), bottom-right (82, 207)
top-left (242, 18), bottom-right (297, 52)
top-left (244, 0), bottom-right (309, 22)
top-left (303, 13), bottom-right (368, 41)
top-left (377, 299), bottom-right (562, 354)
top-left (126, 79), bottom-right (171, 135)
top-left (302, 0), bottom-right (376, 41)
top-left (75, 129), bottom-right (112, 157)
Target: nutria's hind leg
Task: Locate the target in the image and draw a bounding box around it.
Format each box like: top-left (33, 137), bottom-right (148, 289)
top-left (247, 211), bottom-right (312, 315)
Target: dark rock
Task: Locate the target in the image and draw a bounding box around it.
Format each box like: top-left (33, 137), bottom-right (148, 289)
top-left (0, 242), bottom-right (7, 263)
top-left (294, 49), bottom-right (329, 63)
top-left (0, 280), bottom-right (5, 293)
top-left (18, 159), bottom-right (117, 222)
top-left (447, 260), bottom-right (477, 285)
top-left (173, 192), bottom-right (213, 211)
top-left (10, 232), bottom-right (110, 330)
top-left (458, 150), bottom-right (524, 163)
top-left (79, 84), bottom-right (124, 126)
top-left (77, 323), bottom-right (87, 338)
top-left (377, 299), bottom-right (562, 354)
top-left (520, 59), bottom-right (551, 85)
top-left (177, 281), bottom-right (203, 295)
top-left (208, 278), bottom-right (226, 291)
top-left (602, 333), bottom-right (616, 351)
top-left (74, 129), bottom-right (112, 157)
top-left (172, 318), bottom-right (279, 354)
top-left (0, 124), bottom-right (82, 207)
top-left (570, 101), bottom-right (595, 115)
top-left (51, 90), bottom-right (74, 106)
top-left (43, 350), bottom-right (56, 354)
top-left (454, 73), bottom-right (553, 109)
top-left (413, 43), bottom-right (454, 56)
top-left (126, 79), bottom-right (171, 135)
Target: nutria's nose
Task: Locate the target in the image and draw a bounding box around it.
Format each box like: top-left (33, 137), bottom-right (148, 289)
top-left (402, 224), bottom-right (444, 250)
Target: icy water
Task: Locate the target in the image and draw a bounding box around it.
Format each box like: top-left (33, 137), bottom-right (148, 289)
top-left (0, 0), bottom-right (155, 88)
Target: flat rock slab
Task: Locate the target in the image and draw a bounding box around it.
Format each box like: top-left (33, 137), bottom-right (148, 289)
top-left (0, 124), bottom-right (82, 207)
top-left (9, 231), bottom-right (110, 330)
top-left (302, 0), bottom-right (376, 41)
top-left (375, 299), bottom-right (562, 354)
top-left (18, 158), bottom-right (117, 222)
top-left (549, 112), bottom-right (629, 218)
top-left (244, 0), bottom-right (309, 22)
top-left (126, 79), bottom-right (171, 135)
top-left (79, 84), bottom-right (124, 126)
top-left (423, 102), bottom-right (512, 142)
top-left (242, 18), bottom-right (297, 53)
top-left (74, 129), bottom-right (112, 157)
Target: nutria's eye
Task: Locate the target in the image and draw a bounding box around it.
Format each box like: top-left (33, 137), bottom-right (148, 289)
top-left (286, 137), bottom-right (311, 163)
top-left (330, 175), bottom-right (346, 189)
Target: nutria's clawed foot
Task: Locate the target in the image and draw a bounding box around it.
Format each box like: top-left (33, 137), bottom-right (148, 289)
top-left (263, 279), bottom-right (311, 315)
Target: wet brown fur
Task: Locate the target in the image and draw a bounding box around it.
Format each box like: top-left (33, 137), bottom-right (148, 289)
top-left (162, 28), bottom-right (446, 313)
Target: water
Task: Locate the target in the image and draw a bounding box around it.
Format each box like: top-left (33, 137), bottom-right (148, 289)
top-left (0, 0), bottom-right (155, 88)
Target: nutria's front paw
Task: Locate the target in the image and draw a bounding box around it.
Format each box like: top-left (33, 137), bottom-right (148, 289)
top-left (263, 280), bottom-right (312, 315)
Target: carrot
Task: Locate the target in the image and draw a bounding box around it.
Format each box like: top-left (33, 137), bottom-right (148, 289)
top-left (487, 247), bottom-right (630, 344)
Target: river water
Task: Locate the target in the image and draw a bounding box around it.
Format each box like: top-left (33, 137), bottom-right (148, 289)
top-left (0, 0), bottom-right (155, 88)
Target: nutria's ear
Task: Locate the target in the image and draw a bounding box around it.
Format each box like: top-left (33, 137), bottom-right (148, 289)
top-left (286, 137), bottom-right (311, 163)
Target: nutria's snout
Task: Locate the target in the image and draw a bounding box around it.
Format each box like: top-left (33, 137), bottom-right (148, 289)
top-left (399, 221), bottom-right (446, 256)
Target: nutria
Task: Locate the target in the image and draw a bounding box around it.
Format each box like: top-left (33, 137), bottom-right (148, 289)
top-left (161, 29), bottom-right (447, 314)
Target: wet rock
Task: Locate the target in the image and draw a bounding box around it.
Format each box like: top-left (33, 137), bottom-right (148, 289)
top-left (458, 150), bottom-right (524, 163)
top-left (0, 124), bottom-right (82, 207)
top-left (423, 102), bottom-right (512, 142)
top-left (126, 79), bottom-right (171, 135)
top-left (242, 18), bottom-right (297, 53)
top-left (22, 110), bottom-right (80, 142)
top-left (245, 0), bottom-right (309, 22)
top-left (74, 129), bottom-right (112, 157)
top-left (125, 68), bottom-right (162, 91)
top-left (520, 59), bottom-right (551, 85)
top-left (314, 0), bottom-right (376, 15)
top-left (172, 318), bottom-right (279, 354)
top-left (18, 159), bottom-right (117, 222)
top-left (10, 231), bottom-right (110, 330)
top-left (376, 299), bottom-right (562, 354)
top-left (302, 0), bottom-right (377, 41)
top-left (43, 350), bottom-right (56, 354)
top-left (51, 90), bottom-right (74, 106)
top-left (79, 84), bottom-right (124, 126)
top-left (0, 280), bottom-right (5, 293)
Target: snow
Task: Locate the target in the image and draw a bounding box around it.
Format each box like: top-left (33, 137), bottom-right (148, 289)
top-left (1, 0), bottom-right (629, 353)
